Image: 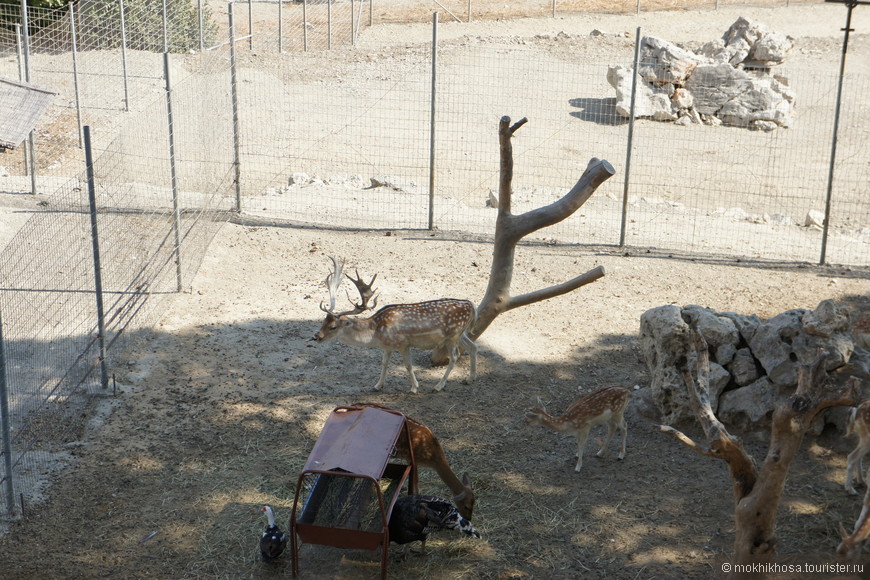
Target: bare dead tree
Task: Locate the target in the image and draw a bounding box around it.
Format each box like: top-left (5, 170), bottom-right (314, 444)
top-left (434, 116), bottom-right (615, 362)
top-left (660, 327), bottom-right (861, 564)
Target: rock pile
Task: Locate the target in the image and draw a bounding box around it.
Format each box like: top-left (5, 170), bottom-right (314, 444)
top-left (608, 17), bottom-right (795, 130)
top-left (639, 299), bottom-right (870, 431)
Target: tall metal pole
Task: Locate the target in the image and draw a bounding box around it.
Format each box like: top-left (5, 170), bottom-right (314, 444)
top-left (83, 126), bottom-right (110, 391)
top-left (0, 312), bottom-right (15, 517)
top-left (162, 0), bottom-right (168, 52)
top-left (229, 3), bottom-right (243, 211)
top-left (248, 0), bottom-right (253, 50)
top-left (70, 4), bottom-right (84, 148)
top-left (428, 13), bottom-right (438, 230)
top-left (820, 0), bottom-right (865, 265)
top-left (20, 0), bottom-right (37, 195)
top-left (619, 28), bottom-right (642, 247)
top-left (164, 53), bottom-right (184, 292)
top-left (15, 24), bottom-right (28, 176)
top-left (198, 0), bottom-right (204, 51)
top-left (120, 0), bottom-right (130, 111)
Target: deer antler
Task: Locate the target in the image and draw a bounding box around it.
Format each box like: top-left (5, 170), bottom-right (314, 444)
top-left (320, 257), bottom-right (379, 316)
top-left (320, 256), bottom-right (345, 314)
top-left (343, 269), bottom-right (378, 315)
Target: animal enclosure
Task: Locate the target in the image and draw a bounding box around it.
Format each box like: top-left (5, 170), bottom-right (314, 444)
top-left (0, 2), bottom-right (869, 578)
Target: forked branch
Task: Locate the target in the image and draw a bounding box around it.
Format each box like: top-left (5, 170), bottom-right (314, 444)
top-left (465, 116), bottom-right (616, 343)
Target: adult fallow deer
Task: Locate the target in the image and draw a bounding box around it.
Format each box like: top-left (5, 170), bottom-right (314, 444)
top-left (354, 402), bottom-right (475, 519)
top-left (312, 257), bottom-right (478, 393)
top-left (525, 385), bottom-right (630, 473)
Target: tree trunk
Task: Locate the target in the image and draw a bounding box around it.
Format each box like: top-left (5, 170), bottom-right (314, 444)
top-left (662, 327), bottom-right (861, 565)
top-left (434, 116), bottom-right (614, 362)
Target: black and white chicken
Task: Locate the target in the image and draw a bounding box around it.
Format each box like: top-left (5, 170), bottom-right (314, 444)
top-left (388, 494), bottom-right (481, 554)
top-left (259, 505), bottom-right (288, 562)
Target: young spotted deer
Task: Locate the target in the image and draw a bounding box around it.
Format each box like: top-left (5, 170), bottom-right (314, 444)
top-left (845, 399), bottom-right (870, 494)
top-left (525, 385), bottom-right (630, 472)
top-left (313, 257), bottom-right (478, 393)
top-left (838, 466), bottom-right (870, 559)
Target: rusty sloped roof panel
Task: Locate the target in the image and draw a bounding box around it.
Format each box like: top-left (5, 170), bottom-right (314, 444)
top-left (0, 77), bottom-right (57, 149)
top-left (302, 406), bottom-right (405, 481)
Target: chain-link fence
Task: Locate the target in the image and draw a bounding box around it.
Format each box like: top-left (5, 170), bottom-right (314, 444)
top-left (0, 0), bottom-right (868, 520)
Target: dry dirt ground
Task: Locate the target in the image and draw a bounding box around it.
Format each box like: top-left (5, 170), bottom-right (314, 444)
top-left (2, 4), bottom-right (870, 580)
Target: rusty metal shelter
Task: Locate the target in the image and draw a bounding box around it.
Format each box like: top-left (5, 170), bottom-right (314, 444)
top-left (290, 405), bottom-right (418, 578)
top-left (0, 77), bottom-right (56, 149)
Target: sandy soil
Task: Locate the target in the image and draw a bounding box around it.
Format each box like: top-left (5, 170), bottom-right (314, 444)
top-left (1, 4), bottom-right (870, 580)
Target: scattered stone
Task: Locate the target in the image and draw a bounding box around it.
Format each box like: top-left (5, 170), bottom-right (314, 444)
top-left (805, 209), bottom-right (825, 228)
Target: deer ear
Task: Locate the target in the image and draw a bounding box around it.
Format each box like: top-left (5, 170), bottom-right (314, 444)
top-left (462, 472), bottom-right (472, 486)
top-left (840, 522), bottom-right (850, 540)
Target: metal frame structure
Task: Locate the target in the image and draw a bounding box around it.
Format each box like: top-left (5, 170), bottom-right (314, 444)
top-left (290, 405), bottom-right (418, 579)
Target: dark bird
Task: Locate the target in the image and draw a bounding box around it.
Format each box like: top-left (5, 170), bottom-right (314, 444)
top-left (259, 505), bottom-right (288, 562)
top-left (388, 494), bottom-right (481, 554)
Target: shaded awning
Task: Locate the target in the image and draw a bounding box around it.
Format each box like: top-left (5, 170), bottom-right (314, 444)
top-left (302, 406), bottom-right (406, 481)
top-left (0, 77), bottom-right (57, 149)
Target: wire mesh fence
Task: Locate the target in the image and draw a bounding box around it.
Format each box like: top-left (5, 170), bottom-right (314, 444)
top-left (0, 0), bottom-right (868, 521)
top-left (0, 11), bottom-right (235, 517)
top-left (231, 26), bottom-right (870, 267)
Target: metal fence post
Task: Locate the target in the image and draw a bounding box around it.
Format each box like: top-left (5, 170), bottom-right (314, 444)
top-left (198, 0), bottom-right (204, 51)
top-left (428, 12), bottom-right (438, 230)
top-left (15, 24), bottom-right (29, 177)
top-left (120, 0), bottom-right (130, 111)
top-left (162, 0), bottom-right (168, 52)
top-left (163, 53), bottom-right (184, 292)
top-left (20, 0), bottom-right (37, 195)
top-left (248, 0), bottom-right (254, 50)
top-left (83, 126), bottom-right (110, 391)
top-left (821, 1), bottom-right (861, 265)
top-left (0, 312), bottom-right (15, 517)
top-left (619, 28), bottom-right (642, 247)
top-left (70, 4), bottom-right (84, 148)
top-left (229, 3), bottom-right (243, 212)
